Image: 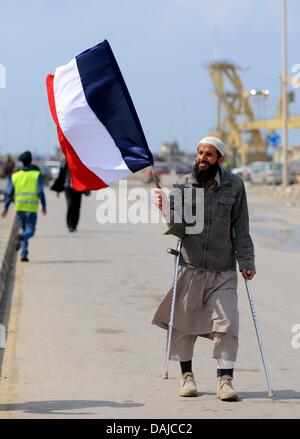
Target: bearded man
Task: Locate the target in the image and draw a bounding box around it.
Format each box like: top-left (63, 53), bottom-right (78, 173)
top-left (152, 137), bottom-right (256, 401)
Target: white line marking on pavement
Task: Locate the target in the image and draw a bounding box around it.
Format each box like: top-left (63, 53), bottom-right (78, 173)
top-left (0, 324), bottom-right (6, 348)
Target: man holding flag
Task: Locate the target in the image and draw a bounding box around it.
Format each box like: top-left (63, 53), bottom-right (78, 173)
top-left (47, 39), bottom-right (258, 402)
top-left (152, 137), bottom-right (256, 401)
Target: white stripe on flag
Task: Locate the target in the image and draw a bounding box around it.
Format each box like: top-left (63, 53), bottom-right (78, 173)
top-left (54, 58), bottom-right (132, 185)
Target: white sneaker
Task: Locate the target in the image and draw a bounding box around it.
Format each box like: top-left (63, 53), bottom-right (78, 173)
top-left (179, 372), bottom-right (198, 397)
top-left (217, 375), bottom-right (239, 401)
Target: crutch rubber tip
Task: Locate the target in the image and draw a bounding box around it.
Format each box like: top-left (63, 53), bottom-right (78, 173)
top-left (167, 248), bottom-right (179, 256)
top-left (268, 390), bottom-right (275, 399)
top-left (162, 371), bottom-right (168, 379)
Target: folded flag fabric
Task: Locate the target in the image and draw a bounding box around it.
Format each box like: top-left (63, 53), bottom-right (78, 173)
top-left (46, 40), bottom-right (153, 191)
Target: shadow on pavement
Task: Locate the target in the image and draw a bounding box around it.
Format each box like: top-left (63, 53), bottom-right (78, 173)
top-left (79, 230), bottom-right (135, 234)
top-left (31, 260), bottom-right (111, 265)
top-left (239, 389), bottom-right (300, 400)
top-left (37, 230), bottom-right (135, 238)
top-left (0, 400), bottom-right (144, 415)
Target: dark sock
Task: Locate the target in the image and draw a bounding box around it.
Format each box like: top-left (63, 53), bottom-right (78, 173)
top-left (217, 368), bottom-right (234, 378)
top-left (180, 360), bottom-right (192, 374)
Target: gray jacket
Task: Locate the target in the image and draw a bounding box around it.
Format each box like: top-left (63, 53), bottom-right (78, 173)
top-left (165, 167), bottom-right (255, 272)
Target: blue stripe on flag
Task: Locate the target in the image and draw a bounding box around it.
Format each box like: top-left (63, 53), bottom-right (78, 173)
top-left (76, 40), bottom-right (153, 173)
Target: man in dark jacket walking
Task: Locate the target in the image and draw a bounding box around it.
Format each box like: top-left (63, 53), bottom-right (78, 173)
top-left (51, 159), bottom-right (89, 232)
top-left (153, 137), bottom-right (255, 401)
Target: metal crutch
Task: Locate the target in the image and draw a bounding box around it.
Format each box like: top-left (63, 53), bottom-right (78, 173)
top-left (244, 278), bottom-right (275, 398)
top-left (163, 239), bottom-right (182, 379)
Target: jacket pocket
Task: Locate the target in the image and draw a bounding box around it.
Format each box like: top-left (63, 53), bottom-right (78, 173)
top-left (217, 196), bottom-right (236, 218)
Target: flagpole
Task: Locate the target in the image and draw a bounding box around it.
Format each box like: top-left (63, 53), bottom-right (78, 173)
top-left (151, 165), bottom-right (161, 188)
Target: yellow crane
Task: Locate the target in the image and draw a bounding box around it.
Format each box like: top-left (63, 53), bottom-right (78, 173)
top-left (239, 76), bottom-right (300, 130)
top-left (209, 62), bottom-right (300, 166)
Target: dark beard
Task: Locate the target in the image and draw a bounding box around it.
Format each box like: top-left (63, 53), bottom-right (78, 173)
top-left (192, 161), bottom-right (219, 184)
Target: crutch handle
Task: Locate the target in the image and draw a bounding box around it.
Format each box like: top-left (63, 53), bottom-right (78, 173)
top-left (167, 248), bottom-right (180, 256)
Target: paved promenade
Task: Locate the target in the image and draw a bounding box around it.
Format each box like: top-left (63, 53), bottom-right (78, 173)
top-left (0, 183), bottom-right (299, 418)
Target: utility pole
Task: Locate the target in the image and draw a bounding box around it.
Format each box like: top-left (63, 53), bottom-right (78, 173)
top-left (281, 0), bottom-right (289, 188)
top-left (216, 93), bottom-right (222, 134)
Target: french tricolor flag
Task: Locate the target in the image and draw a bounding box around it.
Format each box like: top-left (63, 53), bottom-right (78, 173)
top-left (46, 40), bottom-right (153, 191)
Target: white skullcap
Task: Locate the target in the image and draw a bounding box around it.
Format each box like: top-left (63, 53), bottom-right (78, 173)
top-left (198, 136), bottom-right (225, 157)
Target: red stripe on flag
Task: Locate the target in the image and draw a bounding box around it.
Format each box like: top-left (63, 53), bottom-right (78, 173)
top-left (46, 74), bottom-right (108, 192)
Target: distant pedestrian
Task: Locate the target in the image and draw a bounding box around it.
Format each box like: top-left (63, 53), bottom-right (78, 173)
top-left (1, 151), bottom-right (47, 262)
top-left (1, 154), bottom-right (15, 194)
top-left (51, 159), bottom-right (89, 232)
top-left (222, 159), bottom-right (232, 172)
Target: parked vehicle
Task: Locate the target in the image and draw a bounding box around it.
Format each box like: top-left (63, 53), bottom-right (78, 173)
top-left (143, 162), bottom-right (193, 184)
top-left (143, 163), bottom-right (170, 184)
top-left (289, 160), bottom-right (300, 175)
top-left (231, 166), bottom-right (252, 181)
top-left (250, 161), bottom-right (296, 185)
top-left (41, 160), bottom-right (60, 186)
top-left (0, 159), bottom-right (5, 201)
top-left (289, 160), bottom-right (300, 183)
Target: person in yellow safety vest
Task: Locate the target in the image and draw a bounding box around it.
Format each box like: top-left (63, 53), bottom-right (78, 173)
top-left (1, 151), bottom-right (47, 262)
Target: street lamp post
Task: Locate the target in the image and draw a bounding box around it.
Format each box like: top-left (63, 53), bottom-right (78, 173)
top-left (247, 89), bottom-right (270, 163)
top-left (281, 0), bottom-right (289, 188)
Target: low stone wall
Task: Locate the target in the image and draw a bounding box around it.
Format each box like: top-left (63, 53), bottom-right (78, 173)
top-left (249, 183), bottom-right (300, 201)
top-left (0, 214), bottom-right (18, 307)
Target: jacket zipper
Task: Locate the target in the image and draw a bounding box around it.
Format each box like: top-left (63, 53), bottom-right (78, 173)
top-left (202, 192), bottom-right (211, 270)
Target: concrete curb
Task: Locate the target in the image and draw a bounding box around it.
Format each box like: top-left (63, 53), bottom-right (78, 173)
top-left (0, 214), bottom-right (18, 377)
top-left (0, 215), bottom-right (18, 309)
top-left (250, 184), bottom-right (300, 201)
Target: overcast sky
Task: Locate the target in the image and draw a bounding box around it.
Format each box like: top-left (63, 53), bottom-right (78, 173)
top-left (1, 0), bottom-right (300, 157)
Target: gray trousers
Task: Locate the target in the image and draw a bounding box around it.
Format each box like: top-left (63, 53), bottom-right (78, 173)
top-left (170, 329), bottom-right (238, 362)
